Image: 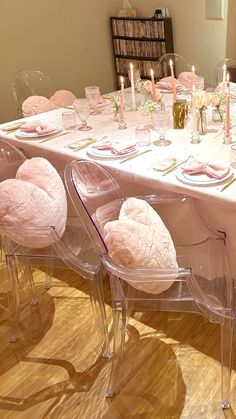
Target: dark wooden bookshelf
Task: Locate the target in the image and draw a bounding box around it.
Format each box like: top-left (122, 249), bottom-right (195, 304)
top-left (110, 16), bottom-right (174, 88)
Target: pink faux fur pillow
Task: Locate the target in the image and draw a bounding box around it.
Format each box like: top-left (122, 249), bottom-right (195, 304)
top-left (22, 96), bottom-right (57, 116)
top-left (104, 197), bottom-right (177, 294)
top-left (50, 90), bottom-right (77, 107)
top-left (0, 158), bottom-right (67, 248)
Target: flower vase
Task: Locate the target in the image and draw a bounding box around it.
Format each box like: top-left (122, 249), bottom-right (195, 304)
top-left (197, 109), bottom-right (207, 135)
top-left (212, 107), bottom-right (223, 123)
top-left (113, 113), bottom-right (119, 122)
top-left (141, 92), bottom-right (151, 106)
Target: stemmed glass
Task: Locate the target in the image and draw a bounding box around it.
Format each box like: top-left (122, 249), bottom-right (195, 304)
top-left (152, 110), bottom-right (171, 146)
top-left (73, 99), bottom-right (92, 131)
top-left (85, 86), bottom-right (101, 115)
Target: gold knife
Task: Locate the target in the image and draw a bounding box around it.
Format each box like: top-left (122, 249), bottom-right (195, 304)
top-left (162, 155), bottom-right (192, 176)
top-left (39, 131), bottom-right (72, 143)
top-left (2, 123), bottom-right (23, 132)
top-left (71, 140), bottom-right (95, 151)
top-left (220, 177), bottom-right (236, 192)
top-left (119, 149), bottom-right (152, 164)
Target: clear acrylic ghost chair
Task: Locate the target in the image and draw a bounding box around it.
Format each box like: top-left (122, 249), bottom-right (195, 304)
top-left (0, 139), bottom-right (109, 356)
top-left (64, 159), bottom-right (234, 410)
top-left (214, 58), bottom-right (236, 87)
top-left (157, 53), bottom-right (191, 79)
top-left (12, 69), bottom-right (56, 117)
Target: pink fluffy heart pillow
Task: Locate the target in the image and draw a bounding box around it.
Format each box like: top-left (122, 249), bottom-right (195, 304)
top-left (50, 90), bottom-right (77, 107)
top-left (104, 197), bottom-right (178, 294)
top-left (0, 157), bottom-right (67, 248)
top-left (22, 96), bottom-right (57, 116)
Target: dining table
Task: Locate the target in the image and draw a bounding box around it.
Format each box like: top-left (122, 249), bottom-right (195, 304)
top-left (1, 92), bottom-right (236, 278)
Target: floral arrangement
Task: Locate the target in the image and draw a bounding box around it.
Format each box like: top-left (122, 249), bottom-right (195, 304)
top-left (141, 98), bottom-right (165, 114)
top-left (104, 94), bottom-right (120, 118)
top-left (136, 78), bottom-right (153, 94)
top-left (211, 92), bottom-right (226, 121)
top-left (194, 91), bottom-right (212, 110)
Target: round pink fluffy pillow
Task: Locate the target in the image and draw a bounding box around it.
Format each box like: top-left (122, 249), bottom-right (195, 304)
top-left (22, 96), bottom-right (57, 116)
top-left (0, 157), bottom-right (67, 248)
top-left (50, 90), bottom-right (77, 107)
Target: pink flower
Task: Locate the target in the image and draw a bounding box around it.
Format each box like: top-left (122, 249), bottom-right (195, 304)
top-left (155, 88), bottom-right (162, 101)
top-left (211, 95), bottom-right (220, 107)
top-left (144, 80), bottom-right (152, 93)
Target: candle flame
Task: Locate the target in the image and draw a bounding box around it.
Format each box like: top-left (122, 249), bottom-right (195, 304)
top-left (120, 76), bottom-right (124, 83)
top-left (130, 62), bottom-right (133, 69)
top-left (169, 59), bottom-right (173, 66)
top-left (192, 65), bottom-right (195, 72)
top-left (226, 73), bottom-right (230, 82)
top-left (150, 69), bottom-right (154, 77)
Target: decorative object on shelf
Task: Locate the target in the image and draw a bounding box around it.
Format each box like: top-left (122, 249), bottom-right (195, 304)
top-left (153, 8), bottom-right (169, 18)
top-left (118, 0), bottom-right (136, 17)
top-left (172, 100), bottom-right (186, 129)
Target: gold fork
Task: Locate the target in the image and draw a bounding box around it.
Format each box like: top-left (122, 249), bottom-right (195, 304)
top-left (119, 149), bottom-right (152, 164)
top-left (39, 131), bottom-right (72, 143)
top-left (220, 177), bottom-right (236, 192)
top-left (162, 155), bottom-right (192, 176)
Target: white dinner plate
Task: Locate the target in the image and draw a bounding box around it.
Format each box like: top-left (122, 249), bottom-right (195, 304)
top-left (176, 167), bottom-right (233, 186)
top-left (15, 125), bottom-right (62, 140)
top-left (96, 100), bottom-right (110, 109)
top-left (87, 145), bottom-right (138, 160)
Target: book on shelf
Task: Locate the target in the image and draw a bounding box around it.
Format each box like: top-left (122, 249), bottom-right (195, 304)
top-left (111, 16), bottom-right (174, 87)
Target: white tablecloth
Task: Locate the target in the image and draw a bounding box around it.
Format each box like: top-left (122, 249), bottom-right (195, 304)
top-left (1, 102), bottom-right (236, 275)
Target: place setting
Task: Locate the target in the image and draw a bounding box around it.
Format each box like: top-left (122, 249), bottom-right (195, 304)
top-left (86, 139), bottom-right (139, 160)
top-left (0, 120), bottom-right (66, 143)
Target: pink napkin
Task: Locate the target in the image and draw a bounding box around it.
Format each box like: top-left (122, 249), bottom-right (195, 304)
top-left (92, 141), bottom-right (136, 155)
top-left (20, 121), bottom-right (54, 134)
top-left (178, 72), bottom-right (204, 90)
top-left (156, 76), bottom-right (184, 92)
top-left (182, 159), bottom-right (230, 179)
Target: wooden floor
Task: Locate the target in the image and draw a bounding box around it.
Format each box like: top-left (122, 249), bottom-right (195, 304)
top-left (0, 267), bottom-right (236, 419)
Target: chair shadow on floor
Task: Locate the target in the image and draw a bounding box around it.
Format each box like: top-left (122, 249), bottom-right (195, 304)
top-left (135, 310), bottom-right (236, 368)
top-left (103, 324), bottom-right (186, 419)
top-left (0, 324), bottom-right (186, 418)
top-left (0, 269), bottom-right (108, 415)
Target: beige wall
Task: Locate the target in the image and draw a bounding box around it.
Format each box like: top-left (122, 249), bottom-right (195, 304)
top-left (226, 0), bottom-right (236, 57)
top-left (1, 0), bottom-right (235, 123)
top-left (131, 0), bottom-right (228, 85)
top-left (0, 0), bottom-right (119, 123)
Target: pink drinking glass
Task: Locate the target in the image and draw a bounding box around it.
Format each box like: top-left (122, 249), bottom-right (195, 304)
top-left (73, 99), bottom-right (92, 131)
top-left (85, 86), bottom-right (101, 114)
